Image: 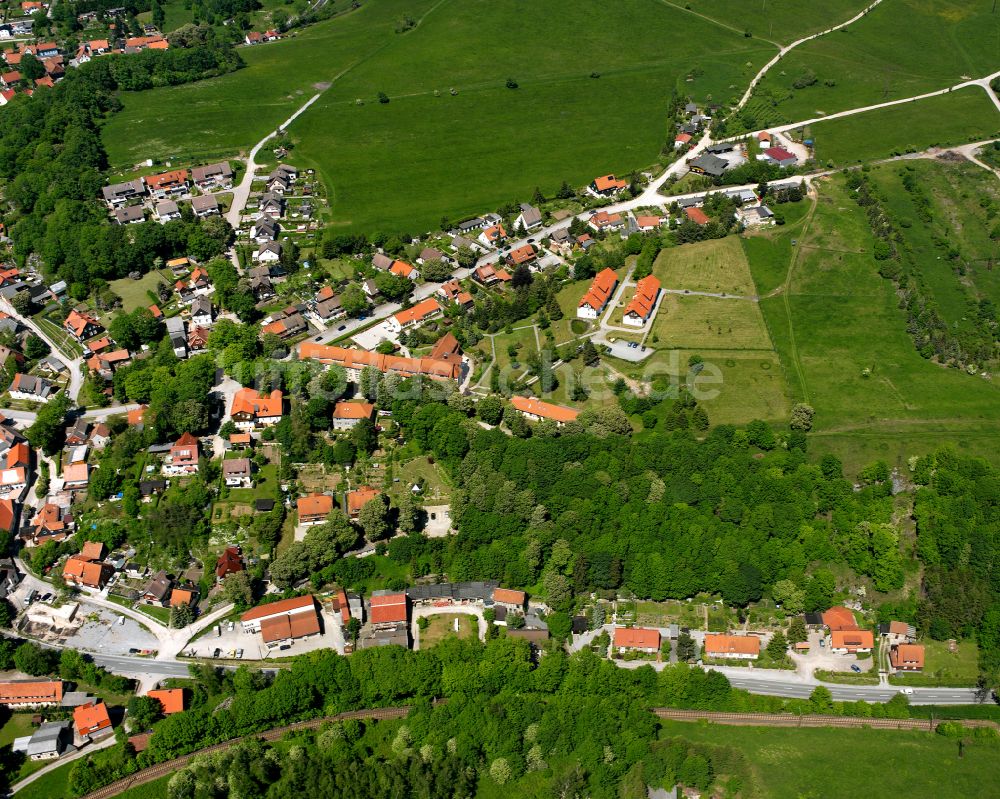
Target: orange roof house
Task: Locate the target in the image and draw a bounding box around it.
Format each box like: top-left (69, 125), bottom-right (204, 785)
top-left (240, 595), bottom-right (320, 645)
top-left (241, 594), bottom-right (317, 622)
top-left (332, 401), bottom-right (374, 426)
top-left (78, 541), bottom-right (105, 562)
top-left (890, 643), bottom-right (925, 671)
top-left (346, 486), bottom-right (381, 518)
top-left (590, 174), bottom-right (628, 195)
top-left (73, 701), bottom-right (112, 737)
top-left (370, 592), bottom-right (408, 626)
top-left (623, 275), bottom-right (661, 325)
top-left (165, 432), bottom-right (199, 475)
top-left (506, 244), bottom-right (536, 266)
top-left (0, 680), bottom-right (63, 706)
top-left (822, 606), bottom-right (858, 632)
top-left (62, 556), bottom-right (112, 589)
top-left (63, 309), bottom-right (102, 341)
top-left (704, 634), bottom-right (760, 659)
top-left (389, 260), bottom-right (416, 279)
top-left (830, 629), bottom-right (874, 653)
top-left (492, 587), bottom-right (526, 609)
top-left (215, 546), bottom-right (244, 580)
top-left (147, 688), bottom-right (185, 715)
top-left (169, 587), bottom-right (197, 607)
top-left (614, 627), bottom-right (661, 651)
top-left (510, 396), bottom-right (579, 425)
top-left (127, 405), bottom-right (148, 427)
top-left (297, 493), bottom-right (334, 525)
top-left (0, 498), bottom-right (15, 533)
top-left (388, 298), bottom-right (441, 332)
top-left (299, 343), bottom-right (461, 381)
top-left (684, 207), bottom-right (710, 226)
top-left (577, 268), bottom-right (618, 317)
top-left (229, 388), bottom-right (283, 428)
top-left (144, 169), bottom-right (188, 194)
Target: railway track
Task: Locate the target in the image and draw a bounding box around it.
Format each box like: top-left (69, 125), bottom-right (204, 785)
top-left (79, 706), bottom-right (414, 799)
top-left (652, 708), bottom-right (999, 731)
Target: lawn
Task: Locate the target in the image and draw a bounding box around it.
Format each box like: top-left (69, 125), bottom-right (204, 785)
top-left (652, 237), bottom-right (759, 296)
top-left (0, 713), bottom-right (35, 747)
top-left (390, 455), bottom-right (451, 503)
top-left (116, 775), bottom-right (172, 799)
top-left (799, 87), bottom-right (1000, 167)
top-left (107, 0), bottom-right (775, 232)
top-left (747, 175), bottom-right (1000, 473)
top-left (418, 612), bottom-right (479, 648)
top-left (109, 270), bottom-right (171, 313)
top-left (650, 294), bottom-right (774, 351)
top-left (741, 0), bottom-right (1000, 129)
top-left (15, 760), bottom-right (71, 799)
top-left (657, 720), bottom-right (1000, 798)
top-left (891, 639), bottom-right (980, 687)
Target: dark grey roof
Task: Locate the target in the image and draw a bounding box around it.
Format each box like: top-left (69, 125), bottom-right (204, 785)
top-left (518, 203), bottom-right (542, 227)
top-left (406, 581), bottom-right (498, 601)
top-left (191, 162), bottom-right (233, 183)
top-left (689, 154), bottom-right (728, 177)
top-left (706, 142), bottom-right (735, 154)
top-left (101, 179), bottom-right (145, 202)
top-left (191, 194), bottom-right (219, 212)
top-left (114, 206), bottom-right (145, 224)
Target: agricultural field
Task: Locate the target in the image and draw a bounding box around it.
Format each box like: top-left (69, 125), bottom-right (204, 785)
top-left (657, 721), bottom-right (1000, 799)
top-left (107, 0), bottom-right (774, 231)
top-left (740, 0), bottom-right (1000, 129)
top-left (652, 237), bottom-right (759, 296)
top-left (797, 87), bottom-right (1000, 167)
top-left (748, 174), bottom-right (1000, 472)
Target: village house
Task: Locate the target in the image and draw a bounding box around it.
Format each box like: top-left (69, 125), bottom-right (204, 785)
top-left (386, 297), bottom-right (441, 334)
top-left (155, 200), bottom-right (182, 223)
top-left (240, 594), bottom-right (321, 648)
top-left (634, 214), bottom-right (666, 232)
top-left (165, 317), bottom-right (187, 358)
top-left (577, 267), bottom-right (618, 319)
top-left (297, 494), bottom-right (333, 526)
top-left (879, 620), bottom-right (915, 644)
top-left (688, 153), bottom-right (728, 177)
top-left (332, 401), bottom-right (375, 431)
top-left (261, 308), bottom-right (306, 340)
top-left (437, 279), bottom-right (473, 308)
top-left (251, 217), bottom-right (278, 243)
top-left (8, 373), bottom-right (54, 403)
top-left (141, 570), bottom-right (172, 606)
top-left (101, 179), bottom-right (145, 208)
top-left (506, 244), bottom-right (537, 268)
top-left (417, 247), bottom-right (449, 265)
top-left (737, 205), bottom-right (775, 227)
top-left (0, 680), bottom-right (63, 708)
top-left (12, 720), bottom-right (72, 761)
top-left (389, 260), bottom-right (419, 281)
top-left (229, 388), bottom-right (283, 429)
top-left (674, 132), bottom-right (693, 149)
top-left (829, 629), bottom-right (874, 654)
top-left (299, 343), bottom-right (461, 382)
top-left (492, 587), bottom-right (527, 613)
top-left (473, 263), bottom-right (512, 287)
top-left (190, 296), bottom-right (214, 328)
top-left (89, 423), bottom-right (111, 450)
top-left (63, 310), bottom-right (102, 342)
top-left (147, 688), bottom-right (185, 715)
top-left (258, 192), bottom-right (284, 219)
top-left (589, 174), bottom-right (628, 197)
top-left (477, 223), bottom-right (507, 249)
top-left (144, 169), bottom-right (189, 199)
top-left (369, 591), bottom-right (408, 630)
top-left (73, 701), bottom-right (112, 741)
top-left (86, 348), bottom-right (131, 381)
top-left (191, 194), bottom-right (219, 218)
top-left (588, 210), bottom-right (625, 234)
top-left (515, 203), bottom-right (543, 231)
top-left (311, 286), bottom-right (344, 323)
top-left (255, 241), bottom-right (283, 263)
top-left (510, 396), bottom-right (579, 426)
top-left (347, 486), bottom-right (381, 519)
top-left (704, 634), bottom-right (760, 660)
top-left (62, 462), bottom-right (89, 492)
top-left (113, 206), bottom-right (145, 225)
top-left (622, 275), bottom-right (661, 327)
top-left (163, 432), bottom-right (200, 476)
top-left (190, 162), bottom-right (233, 191)
top-left (62, 556), bottom-right (112, 589)
top-left (613, 627), bottom-right (661, 654)
top-left (890, 643), bottom-right (925, 671)
top-left (215, 546), bottom-right (244, 581)
top-left (170, 586), bottom-right (197, 607)
top-left (222, 457), bottom-right (253, 488)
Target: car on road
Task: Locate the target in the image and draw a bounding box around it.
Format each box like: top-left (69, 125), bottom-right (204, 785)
top-left (850, 664), bottom-right (862, 673)
top-left (128, 648), bottom-right (140, 655)
top-left (228, 621), bottom-right (235, 632)
top-left (337, 325), bottom-right (346, 331)
top-left (227, 649), bottom-right (236, 658)
top-left (213, 648), bottom-right (221, 658)
top-left (314, 335), bottom-right (323, 341)
top-left (899, 687), bottom-right (914, 695)
top-left (236, 649), bottom-right (244, 659)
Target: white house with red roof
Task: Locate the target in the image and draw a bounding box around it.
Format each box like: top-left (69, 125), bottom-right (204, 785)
top-left (577, 268), bottom-right (618, 319)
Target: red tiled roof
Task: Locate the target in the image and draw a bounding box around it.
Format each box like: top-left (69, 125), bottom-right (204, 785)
top-left (260, 610), bottom-right (320, 643)
top-left (822, 606), bottom-right (858, 631)
top-left (299, 344), bottom-right (460, 381)
top-left (230, 388), bottom-right (283, 419)
top-left (370, 592), bottom-right (407, 624)
top-left (614, 627), bottom-right (660, 649)
top-left (592, 174), bottom-right (627, 192)
top-left (492, 588), bottom-right (525, 605)
top-left (241, 594), bottom-right (317, 623)
top-left (0, 680), bottom-right (62, 704)
top-left (623, 275), bottom-right (661, 321)
top-left (332, 401), bottom-right (374, 420)
top-left (507, 245), bottom-right (536, 264)
top-left (347, 486), bottom-right (381, 516)
top-left (764, 146), bottom-right (795, 162)
top-left (73, 701), bottom-right (111, 735)
top-left (704, 634), bottom-right (760, 656)
top-left (144, 169), bottom-right (188, 190)
top-left (392, 298), bottom-right (440, 328)
top-left (297, 494), bottom-right (333, 519)
top-left (831, 629), bottom-right (874, 650)
top-left (78, 541), bottom-right (104, 562)
top-left (510, 396), bottom-right (579, 423)
top-left (578, 267), bottom-right (618, 311)
top-left (685, 207), bottom-right (710, 225)
top-left (147, 688), bottom-right (184, 714)
top-left (890, 643), bottom-right (924, 669)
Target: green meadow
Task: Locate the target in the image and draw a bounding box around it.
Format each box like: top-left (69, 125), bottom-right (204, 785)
top-left (800, 87), bottom-right (1000, 166)
top-left (105, 0), bottom-right (774, 230)
top-left (745, 173), bottom-right (1000, 472)
top-left (740, 0), bottom-right (1000, 128)
top-left (683, 0), bottom-right (872, 44)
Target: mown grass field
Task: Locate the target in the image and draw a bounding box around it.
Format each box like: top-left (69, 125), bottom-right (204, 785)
top-left (748, 175), bottom-right (1000, 472)
top-left (652, 237), bottom-right (758, 296)
top-left (742, 0), bottom-right (1000, 128)
top-left (419, 613), bottom-right (478, 647)
top-left (651, 294), bottom-right (774, 350)
top-left (107, 0), bottom-right (774, 231)
top-left (800, 87), bottom-right (1000, 166)
top-left (658, 720), bottom-right (1000, 798)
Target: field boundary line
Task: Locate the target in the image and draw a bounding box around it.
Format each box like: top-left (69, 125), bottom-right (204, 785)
top-left (653, 707), bottom-right (999, 731)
